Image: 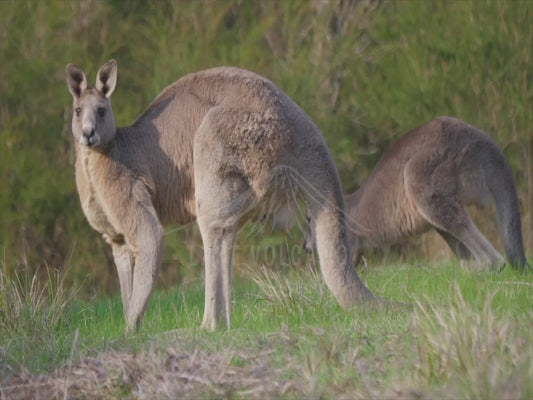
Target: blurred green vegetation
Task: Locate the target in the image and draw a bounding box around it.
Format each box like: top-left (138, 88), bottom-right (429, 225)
top-left (1, 0), bottom-right (531, 296)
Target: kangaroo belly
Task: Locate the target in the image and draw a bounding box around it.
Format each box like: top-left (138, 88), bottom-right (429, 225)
top-left (355, 190), bottom-right (430, 249)
top-left (153, 179), bottom-right (197, 226)
top-left (80, 192), bottom-right (121, 241)
top-left (371, 212), bottom-right (429, 247)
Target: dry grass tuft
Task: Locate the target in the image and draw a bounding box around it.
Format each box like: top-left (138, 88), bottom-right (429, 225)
top-left (241, 263), bottom-right (326, 312)
top-left (0, 260), bottom-right (84, 379)
top-left (413, 285), bottom-right (533, 399)
top-left (0, 265), bottom-right (79, 336)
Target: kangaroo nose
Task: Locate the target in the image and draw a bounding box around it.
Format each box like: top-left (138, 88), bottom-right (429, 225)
top-left (80, 128), bottom-right (96, 146)
top-left (83, 128), bottom-right (95, 139)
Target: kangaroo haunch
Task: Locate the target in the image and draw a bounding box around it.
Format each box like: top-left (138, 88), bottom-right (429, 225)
top-left (65, 60), bottom-right (377, 332)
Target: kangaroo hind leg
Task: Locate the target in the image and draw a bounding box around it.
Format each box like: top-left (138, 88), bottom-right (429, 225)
top-left (404, 154), bottom-right (505, 269)
top-left (196, 214), bottom-right (239, 331)
top-left (195, 173), bottom-right (251, 331)
top-left (423, 202), bottom-right (504, 269)
top-left (193, 115), bottom-right (256, 331)
top-left (436, 228), bottom-right (473, 261)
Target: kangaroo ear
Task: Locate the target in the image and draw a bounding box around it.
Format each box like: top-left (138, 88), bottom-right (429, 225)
top-left (65, 63), bottom-right (88, 99)
top-left (95, 59), bottom-right (117, 98)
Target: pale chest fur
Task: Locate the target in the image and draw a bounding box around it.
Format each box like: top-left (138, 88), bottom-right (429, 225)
top-left (75, 153), bottom-right (122, 242)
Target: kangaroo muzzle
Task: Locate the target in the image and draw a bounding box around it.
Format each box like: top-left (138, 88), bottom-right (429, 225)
top-left (80, 128), bottom-right (100, 146)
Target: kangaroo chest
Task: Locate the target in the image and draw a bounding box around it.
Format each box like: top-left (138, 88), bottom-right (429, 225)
top-left (75, 155), bottom-right (122, 242)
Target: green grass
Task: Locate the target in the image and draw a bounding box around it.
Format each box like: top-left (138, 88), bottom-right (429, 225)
top-left (1, 259), bottom-right (531, 398)
top-left (1, 0), bottom-right (532, 295)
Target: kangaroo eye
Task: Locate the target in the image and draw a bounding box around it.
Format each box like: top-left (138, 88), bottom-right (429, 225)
top-left (75, 107), bottom-right (81, 116)
top-left (97, 107), bottom-right (106, 117)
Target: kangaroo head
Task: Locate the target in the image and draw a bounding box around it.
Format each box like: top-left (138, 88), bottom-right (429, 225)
top-left (65, 60), bottom-right (117, 150)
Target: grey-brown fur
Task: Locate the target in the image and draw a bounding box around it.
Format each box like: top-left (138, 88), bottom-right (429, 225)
top-left (305, 117), bottom-right (528, 270)
top-left (65, 60), bottom-right (376, 332)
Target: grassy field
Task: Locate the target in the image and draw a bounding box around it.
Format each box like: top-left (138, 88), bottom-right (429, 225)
top-left (1, 0), bottom-right (532, 295)
top-left (1, 257), bottom-right (531, 399)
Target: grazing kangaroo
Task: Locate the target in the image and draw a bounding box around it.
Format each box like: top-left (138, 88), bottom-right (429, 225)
top-left (304, 117), bottom-right (528, 270)
top-left (65, 60), bottom-right (376, 332)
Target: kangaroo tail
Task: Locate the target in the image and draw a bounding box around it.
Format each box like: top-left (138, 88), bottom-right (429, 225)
top-left (487, 144), bottom-right (528, 269)
top-left (295, 161), bottom-right (376, 306)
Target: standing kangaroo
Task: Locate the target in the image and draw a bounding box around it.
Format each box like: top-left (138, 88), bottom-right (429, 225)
top-left (65, 60), bottom-right (376, 332)
top-left (305, 117), bottom-right (528, 270)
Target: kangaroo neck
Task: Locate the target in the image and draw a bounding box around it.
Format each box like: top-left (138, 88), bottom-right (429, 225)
top-left (75, 139), bottom-right (121, 185)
